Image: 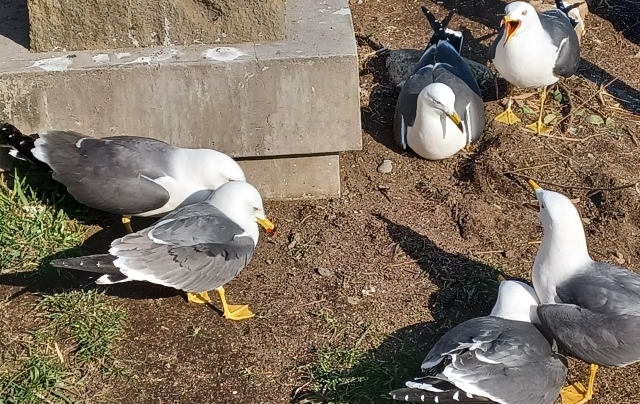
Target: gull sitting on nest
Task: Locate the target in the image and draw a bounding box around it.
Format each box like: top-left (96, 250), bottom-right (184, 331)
top-left (394, 6), bottom-right (485, 160)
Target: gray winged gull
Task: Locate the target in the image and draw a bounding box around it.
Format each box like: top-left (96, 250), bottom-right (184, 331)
top-left (50, 181), bottom-right (274, 321)
top-left (488, 1), bottom-right (581, 133)
top-left (527, 180), bottom-right (640, 404)
top-left (0, 122), bottom-right (246, 233)
top-left (389, 280), bottom-right (568, 404)
top-left (394, 6), bottom-right (485, 160)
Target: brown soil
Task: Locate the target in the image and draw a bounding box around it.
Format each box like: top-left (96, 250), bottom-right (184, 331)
top-left (2, 0), bottom-right (640, 403)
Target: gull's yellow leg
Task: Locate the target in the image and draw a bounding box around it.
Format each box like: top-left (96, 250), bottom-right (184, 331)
top-left (526, 86), bottom-right (553, 134)
top-left (494, 84), bottom-right (521, 125)
top-left (216, 286), bottom-right (254, 321)
top-left (561, 364), bottom-right (599, 404)
top-left (122, 216), bottom-right (133, 233)
top-left (187, 291), bottom-right (212, 304)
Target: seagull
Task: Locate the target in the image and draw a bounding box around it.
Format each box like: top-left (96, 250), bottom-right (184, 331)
top-left (389, 280), bottom-right (568, 404)
top-left (0, 122), bottom-right (246, 232)
top-left (527, 180), bottom-right (640, 404)
top-left (489, 1), bottom-right (581, 133)
top-left (394, 6), bottom-right (485, 160)
top-left (50, 181), bottom-right (274, 321)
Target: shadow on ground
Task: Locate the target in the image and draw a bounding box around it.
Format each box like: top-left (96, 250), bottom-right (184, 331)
top-left (0, 0), bottom-right (29, 48)
top-left (294, 216), bottom-right (527, 403)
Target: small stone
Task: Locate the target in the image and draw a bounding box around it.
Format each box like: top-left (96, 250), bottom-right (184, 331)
top-left (347, 296), bottom-right (360, 305)
top-left (266, 259), bottom-right (273, 265)
top-left (377, 159), bottom-right (393, 174)
top-left (587, 153), bottom-right (594, 158)
top-left (316, 267), bottom-right (331, 277)
top-left (287, 240), bottom-right (297, 250)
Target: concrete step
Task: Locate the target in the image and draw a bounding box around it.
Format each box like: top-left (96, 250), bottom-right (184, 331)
top-left (0, 0), bottom-right (361, 198)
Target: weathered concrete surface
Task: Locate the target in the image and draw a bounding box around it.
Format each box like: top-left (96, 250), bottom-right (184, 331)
top-left (239, 154), bottom-right (340, 199)
top-left (28, 0), bottom-right (286, 52)
top-left (0, 0), bottom-right (359, 198)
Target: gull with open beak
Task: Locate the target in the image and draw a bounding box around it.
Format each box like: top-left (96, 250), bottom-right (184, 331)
top-left (394, 6), bottom-right (485, 160)
top-left (489, 1), bottom-right (581, 133)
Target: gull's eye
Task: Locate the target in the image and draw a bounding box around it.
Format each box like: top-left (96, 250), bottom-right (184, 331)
top-left (253, 207), bottom-right (260, 212)
top-left (522, 10), bottom-right (528, 15)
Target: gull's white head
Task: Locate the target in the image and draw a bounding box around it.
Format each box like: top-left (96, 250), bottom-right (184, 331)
top-left (502, 1), bottom-right (541, 45)
top-left (527, 180), bottom-right (585, 238)
top-left (420, 83), bottom-right (463, 129)
top-left (208, 181), bottom-right (274, 244)
top-left (490, 280), bottom-right (540, 323)
top-left (206, 151), bottom-right (247, 189)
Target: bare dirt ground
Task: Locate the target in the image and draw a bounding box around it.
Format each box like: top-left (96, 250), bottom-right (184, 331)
top-left (2, 0), bottom-right (640, 403)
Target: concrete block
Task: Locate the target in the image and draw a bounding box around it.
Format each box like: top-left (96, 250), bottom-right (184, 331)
top-left (0, 0), bottom-right (361, 199)
top-left (238, 154), bottom-right (340, 199)
top-left (27, 0), bottom-right (286, 52)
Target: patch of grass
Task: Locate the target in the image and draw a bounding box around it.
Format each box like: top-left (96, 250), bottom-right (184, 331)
top-left (0, 350), bottom-right (78, 404)
top-left (0, 172), bottom-right (87, 274)
top-left (40, 290), bottom-right (127, 364)
top-left (302, 322), bottom-right (423, 404)
top-left (0, 291), bottom-right (128, 403)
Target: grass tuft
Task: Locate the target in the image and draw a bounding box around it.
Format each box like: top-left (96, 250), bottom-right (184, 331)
top-left (303, 319), bottom-right (423, 404)
top-left (40, 290), bottom-right (127, 364)
top-left (0, 173), bottom-right (86, 274)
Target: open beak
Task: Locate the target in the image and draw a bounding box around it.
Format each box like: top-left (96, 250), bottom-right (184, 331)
top-left (501, 16), bottom-right (521, 45)
top-left (447, 111), bottom-right (464, 132)
top-left (257, 217), bottom-right (275, 232)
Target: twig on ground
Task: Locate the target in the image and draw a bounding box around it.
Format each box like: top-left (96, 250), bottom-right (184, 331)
top-left (506, 164), bottom-right (554, 173)
top-left (553, 77), bottom-right (618, 127)
top-left (506, 171), bottom-right (638, 192)
top-left (558, 82), bottom-right (574, 132)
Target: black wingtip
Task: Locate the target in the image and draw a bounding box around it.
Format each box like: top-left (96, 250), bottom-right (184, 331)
top-left (0, 122), bottom-right (51, 171)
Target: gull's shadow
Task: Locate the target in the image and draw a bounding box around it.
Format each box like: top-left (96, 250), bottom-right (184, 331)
top-left (0, 219), bottom-right (179, 301)
top-left (0, 0), bottom-right (29, 49)
top-left (294, 216), bottom-right (528, 403)
top-left (586, 0), bottom-right (640, 46)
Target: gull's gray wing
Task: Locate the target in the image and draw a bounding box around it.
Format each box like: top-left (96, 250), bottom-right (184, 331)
top-left (434, 41), bottom-right (481, 96)
top-left (423, 317), bottom-right (567, 404)
top-left (394, 65), bottom-right (435, 149)
top-left (539, 10), bottom-right (580, 78)
top-left (538, 303), bottom-right (640, 367)
top-left (109, 202), bottom-right (255, 292)
top-left (537, 262), bottom-right (640, 366)
top-left (33, 131), bottom-right (172, 215)
top-left (432, 66), bottom-right (485, 144)
top-left (557, 262), bottom-right (640, 316)
top-left (488, 26), bottom-right (505, 61)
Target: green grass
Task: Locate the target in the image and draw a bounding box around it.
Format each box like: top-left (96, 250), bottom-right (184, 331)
top-left (40, 291), bottom-right (127, 364)
top-left (0, 173), bottom-right (129, 402)
top-left (0, 291), bottom-right (127, 403)
top-left (0, 172), bottom-right (87, 274)
top-left (302, 312), bottom-right (423, 404)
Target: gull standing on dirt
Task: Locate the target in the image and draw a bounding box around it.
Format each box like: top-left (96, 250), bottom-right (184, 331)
top-left (389, 280), bottom-right (568, 404)
top-left (394, 6), bottom-right (485, 160)
top-left (489, 0), bottom-right (581, 133)
top-left (0, 122), bottom-right (246, 233)
top-left (527, 180), bottom-right (640, 404)
top-left (49, 181), bottom-right (274, 321)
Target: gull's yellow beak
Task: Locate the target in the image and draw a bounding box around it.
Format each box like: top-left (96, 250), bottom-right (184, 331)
top-left (447, 111), bottom-right (463, 132)
top-left (501, 15), bottom-right (521, 45)
top-left (257, 217), bottom-right (275, 232)
top-left (527, 179), bottom-right (541, 191)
